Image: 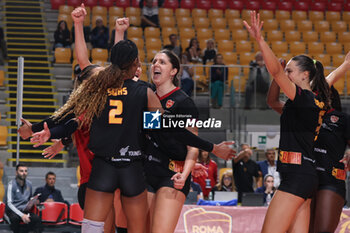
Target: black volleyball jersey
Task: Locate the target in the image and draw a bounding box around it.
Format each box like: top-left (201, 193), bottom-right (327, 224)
top-left (89, 79), bottom-right (148, 162)
top-left (278, 86), bottom-right (326, 175)
top-left (314, 110), bottom-right (350, 173)
top-left (145, 88), bottom-right (199, 175)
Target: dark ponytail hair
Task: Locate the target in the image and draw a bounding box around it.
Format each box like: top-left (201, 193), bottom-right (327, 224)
top-left (158, 49), bottom-right (181, 86)
top-left (291, 55), bottom-right (331, 109)
top-left (330, 86), bottom-right (342, 112)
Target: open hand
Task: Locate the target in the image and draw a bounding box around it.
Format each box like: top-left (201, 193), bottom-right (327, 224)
top-left (30, 122), bottom-right (50, 148)
top-left (243, 11), bottom-right (264, 42)
top-left (212, 141), bottom-right (236, 160)
top-left (191, 163), bottom-right (208, 178)
top-left (43, 140), bottom-right (64, 159)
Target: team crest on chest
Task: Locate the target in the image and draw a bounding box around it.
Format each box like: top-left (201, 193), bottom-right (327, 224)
top-left (166, 99), bottom-right (175, 108)
top-left (330, 115), bottom-right (339, 123)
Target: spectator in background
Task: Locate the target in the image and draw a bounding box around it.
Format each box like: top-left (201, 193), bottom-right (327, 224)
top-left (33, 171), bottom-right (65, 203)
top-left (71, 25), bottom-right (91, 50)
top-left (0, 27), bottom-right (7, 65)
top-left (139, 0), bottom-right (163, 28)
top-left (5, 164), bottom-right (42, 233)
top-left (255, 174), bottom-right (276, 206)
top-left (185, 38), bottom-right (202, 63)
top-left (244, 51), bottom-right (270, 110)
top-left (163, 34), bottom-right (181, 58)
top-left (210, 54), bottom-right (228, 108)
top-left (258, 148), bottom-right (280, 188)
top-left (53, 20), bottom-right (71, 49)
top-left (91, 18), bottom-right (109, 49)
top-left (202, 39), bottom-right (216, 66)
top-left (232, 143), bottom-right (262, 203)
top-left (190, 178), bottom-right (203, 201)
top-left (179, 53), bottom-right (194, 96)
top-left (193, 150), bottom-right (218, 200)
top-left (213, 170), bottom-right (235, 192)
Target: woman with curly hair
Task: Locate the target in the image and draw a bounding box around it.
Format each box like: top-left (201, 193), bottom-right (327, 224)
top-left (30, 5), bottom-right (160, 233)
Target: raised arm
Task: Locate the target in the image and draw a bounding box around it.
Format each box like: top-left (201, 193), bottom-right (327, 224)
top-left (71, 4), bottom-right (91, 70)
top-left (326, 51), bottom-right (350, 87)
top-left (244, 11), bottom-right (296, 100)
top-left (267, 80), bottom-right (285, 114)
top-left (114, 18), bottom-right (129, 45)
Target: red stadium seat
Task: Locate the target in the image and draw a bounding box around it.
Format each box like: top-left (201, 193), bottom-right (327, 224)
top-left (180, 0), bottom-right (195, 10)
top-left (212, 0), bottom-right (227, 10)
top-left (278, 1), bottom-right (292, 11)
top-left (245, 1), bottom-right (260, 11)
top-left (99, 0), bottom-right (114, 8)
top-left (344, 2), bottom-right (350, 12)
top-left (51, 0), bottom-right (65, 10)
top-left (40, 202), bottom-right (68, 225)
top-left (69, 203), bottom-right (84, 226)
top-left (228, 0), bottom-right (244, 11)
top-left (116, 0), bottom-right (130, 9)
top-left (131, 0), bottom-right (141, 7)
top-left (197, 0), bottom-right (211, 10)
top-left (163, 0), bottom-right (179, 9)
top-left (327, 2), bottom-right (342, 12)
top-left (84, 0), bottom-right (98, 7)
top-left (294, 1), bottom-right (309, 11)
top-left (67, 0), bottom-right (81, 7)
top-left (310, 2), bottom-right (326, 11)
top-left (261, 1), bottom-right (277, 11)
top-left (0, 202), bottom-right (5, 223)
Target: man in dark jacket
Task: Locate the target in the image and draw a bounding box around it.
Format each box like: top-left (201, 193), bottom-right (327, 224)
top-left (33, 171), bottom-right (65, 203)
top-left (91, 18), bottom-right (109, 49)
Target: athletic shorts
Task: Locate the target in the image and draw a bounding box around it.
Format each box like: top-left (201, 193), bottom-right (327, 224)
top-left (317, 171), bottom-right (346, 199)
top-left (146, 174), bottom-right (191, 196)
top-left (78, 182), bottom-right (87, 210)
top-left (87, 156), bottom-right (146, 197)
top-left (278, 172), bottom-right (318, 199)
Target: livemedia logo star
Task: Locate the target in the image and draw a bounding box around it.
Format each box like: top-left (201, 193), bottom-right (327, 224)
top-left (143, 110), bottom-right (161, 129)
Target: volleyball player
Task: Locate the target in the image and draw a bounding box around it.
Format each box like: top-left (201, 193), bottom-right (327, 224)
top-left (142, 49), bottom-right (200, 233)
top-left (28, 7), bottom-right (235, 233)
top-left (309, 86), bottom-right (350, 233)
top-left (245, 11), bottom-right (331, 233)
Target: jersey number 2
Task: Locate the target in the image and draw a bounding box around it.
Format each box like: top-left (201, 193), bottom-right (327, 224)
top-left (109, 100), bottom-right (123, 124)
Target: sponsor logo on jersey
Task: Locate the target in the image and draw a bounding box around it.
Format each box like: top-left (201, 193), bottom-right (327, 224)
top-left (166, 99), bottom-right (175, 108)
top-left (330, 115), bottom-right (339, 123)
top-left (143, 110), bottom-right (161, 129)
top-left (120, 146), bottom-right (129, 156)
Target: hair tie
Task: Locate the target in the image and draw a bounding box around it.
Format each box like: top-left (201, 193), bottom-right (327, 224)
top-left (313, 59), bottom-right (317, 65)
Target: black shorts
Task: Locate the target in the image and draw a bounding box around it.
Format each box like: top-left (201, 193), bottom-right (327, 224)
top-left (87, 156), bottom-right (146, 197)
top-left (278, 172), bottom-right (318, 199)
top-left (317, 171), bottom-right (346, 199)
top-left (78, 182), bottom-right (87, 210)
top-left (146, 174), bottom-right (191, 196)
